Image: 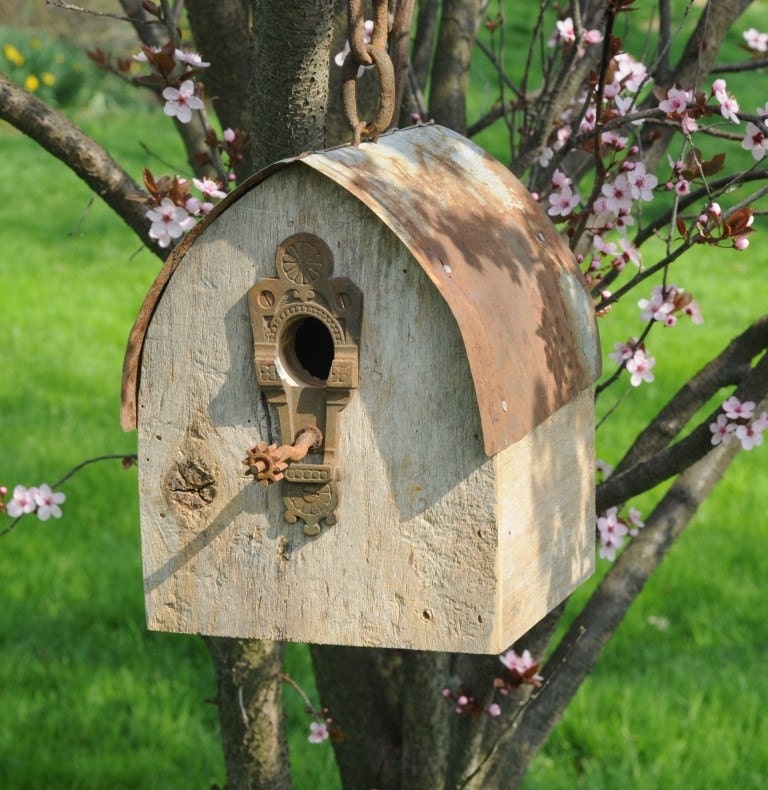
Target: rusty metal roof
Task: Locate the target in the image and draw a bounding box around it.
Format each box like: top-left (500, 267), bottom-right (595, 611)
top-left (121, 124), bottom-right (600, 455)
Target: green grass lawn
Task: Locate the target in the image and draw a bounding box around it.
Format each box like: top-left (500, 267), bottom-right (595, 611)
top-left (2, 8), bottom-right (768, 787)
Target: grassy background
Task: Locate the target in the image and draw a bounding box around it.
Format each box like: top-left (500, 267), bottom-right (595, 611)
top-left (1, 2), bottom-right (767, 787)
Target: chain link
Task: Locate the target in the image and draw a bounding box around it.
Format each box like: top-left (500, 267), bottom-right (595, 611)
top-left (343, 0), bottom-right (395, 144)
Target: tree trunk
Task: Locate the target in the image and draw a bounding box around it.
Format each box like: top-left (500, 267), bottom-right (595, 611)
top-left (249, 0), bottom-right (336, 170)
top-left (428, 0), bottom-right (479, 133)
top-left (206, 638), bottom-right (291, 789)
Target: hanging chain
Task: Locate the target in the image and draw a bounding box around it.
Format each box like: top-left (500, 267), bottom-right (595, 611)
top-left (342, 0), bottom-right (395, 145)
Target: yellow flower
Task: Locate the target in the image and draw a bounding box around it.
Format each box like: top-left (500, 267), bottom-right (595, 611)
top-left (42, 72), bottom-right (56, 86)
top-left (3, 43), bottom-right (25, 67)
top-left (30, 37), bottom-right (42, 49)
top-left (24, 74), bottom-right (40, 92)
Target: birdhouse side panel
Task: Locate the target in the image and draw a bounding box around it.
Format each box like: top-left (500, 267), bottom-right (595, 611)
top-left (495, 386), bottom-right (595, 652)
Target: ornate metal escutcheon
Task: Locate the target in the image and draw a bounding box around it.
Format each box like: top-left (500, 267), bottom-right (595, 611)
top-left (247, 233), bottom-right (363, 535)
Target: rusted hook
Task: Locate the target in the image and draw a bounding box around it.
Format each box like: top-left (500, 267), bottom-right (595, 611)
top-left (243, 426), bottom-right (323, 486)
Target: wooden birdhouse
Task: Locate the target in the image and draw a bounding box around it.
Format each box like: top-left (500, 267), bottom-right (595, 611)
top-left (121, 124), bottom-right (601, 655)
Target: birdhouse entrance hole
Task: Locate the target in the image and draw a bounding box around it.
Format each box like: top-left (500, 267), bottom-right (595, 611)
top-left (279, 316), bottom-right (335, 386)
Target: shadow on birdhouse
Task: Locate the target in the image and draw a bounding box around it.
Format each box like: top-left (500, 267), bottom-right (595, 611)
top-left (121, 125), bottom-right (601, 654)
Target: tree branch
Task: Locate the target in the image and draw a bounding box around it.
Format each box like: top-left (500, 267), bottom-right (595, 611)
top-left (596, 349), bottom-right (768, 512)
top-left (0, 73), bottom-right (160, 257)
top-left (613, 316), bottom-right (768, 476)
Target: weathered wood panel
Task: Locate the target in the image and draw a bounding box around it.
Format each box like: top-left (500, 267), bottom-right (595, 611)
top-left (137, 165), bottom-right (594, 653)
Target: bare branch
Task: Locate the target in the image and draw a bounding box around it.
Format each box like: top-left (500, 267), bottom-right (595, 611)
top-left (711, 56), bottom-right (768, 74)
top-left (0, 73), bottom-right (160, 257)
top-left (390, 0), bottom-right (418, 128)
top-left (596, 350), bottom-right (768, 511)
top-left (46, 0), bottom-right (139, 22)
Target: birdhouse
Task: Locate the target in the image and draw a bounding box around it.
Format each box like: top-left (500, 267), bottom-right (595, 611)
top-left (121, 124), bottom-right (601, 655)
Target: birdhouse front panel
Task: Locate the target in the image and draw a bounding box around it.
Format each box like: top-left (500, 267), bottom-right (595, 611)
top-left (123, 126), bottom-right (599, 654)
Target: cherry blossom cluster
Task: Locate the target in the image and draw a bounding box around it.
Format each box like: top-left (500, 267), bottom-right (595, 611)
top-left (441, 648), bottom-right (543, 721)
top-left (131, 41), bottom-right (209, 124)
top-left (692, 203), bottom-right (755, 251)
top-left (608, 339), bottom-right (655, 387)
top-left (494, 648), bottom-right (543, 694)
top-left (1, 484), bottom-right (65, 521)
top-left (142, 160), bottom-right (235, 248)
top-left (539, 18), bottom-right (765, 307)
top-left (637, 284), bottom-right (703, 328)
top-left (547, 15), bottom-right (603, 57)
top-left (441, 687), bottom-right (501, 719)
top-left (596, 504), bottom-right (645, 561)
top-left (306, 710), bottom-right (342, 744)
top-left (710, 396), bottom-right (767, 451)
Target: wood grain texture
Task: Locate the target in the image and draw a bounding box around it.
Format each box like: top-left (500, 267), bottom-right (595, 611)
top-left (137, 166), bottom-right (594, 653)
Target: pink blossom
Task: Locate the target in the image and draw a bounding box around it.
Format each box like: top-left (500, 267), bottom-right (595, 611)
top-left (659, 87), bottom-right (691, 115)
top-left (684, 299), bottom-right (704, 324)
top-left (674, 179), bottom-right (691, 197)
top-left (6, 485), bottom-right (38, 517)
top-left (681, 113), bottom-right (699, 135)
top-left (626, 163), bottom-right (658, 202)
top-left (743, 27), bottom-right (768, 53)
top-left (723, 396), bottom-right (755, 421)
top-left (551, 169), bottom-right (571, 188)
top-left (593, 235), bottom-right (618, 256)
top-left (147, 198), bottom-right (194, 248)
top-left (554, 125), bottom-right (572, 150)
top-left (618, 236), bottom-right (643, 268)
top-left (601, 131), bottom-right (628, 150)
top-left (487, 703), bottom-right (502, 717)
top-left (613, 95), bottom-right (640, 123)
top-left (718, 95), bottom-right (740, 124)
top-left (308, 721), bottom-right (329, 744)
top-left (174, 49), bottom-right (210, 69)
top-left (599, 533), bottom-right (623, 561)
top-left (547, 185), bottom-right (580, 217)
top-left (223, 128), bottom-right (236, 143)
top-left (638, 286), bottom-right (675, 323)
top-left (556, 17), bottom-right (576, 45)
top-left (710, 413), bottom-right (735, 446)
top-left (188, 197), bottom-right (214, 216)
top-left (596, 459), bottom-right (614, 477)
top-left (579, 107), bottom-right (597, 133)
top-left (334, 19), bottom-right (374, 75)
top-left (625, 349), bottom-right (656, 386)
top-left (597, 507), bottom-right (622, 534)
top-left (601, 175), bottom-right (633, 213)
top-left (711, 78), bottom-right (727, 100)
top-left (609, 339), bottom-right (636, 365)
top-left (735, 422), bottom-right (764, 451)
top-left (597, 512), bottom-right (627, 561)
top-left (742, 123), bottom-right (767, 161)
top-left (162, 80), bottom-right (204, 123)
top-left (538, 146), bottom-right (554, 167)
top-left (33, 484), bottom-right (65, 521)
top-left (734, 236), bottom-right (750, 251)
top-left (193, 177), bottom-right (227, 200)
top-left (613, 53), bottom-right (648, 93)
top-left (132, 46), bottom-right (160, 62)
top-left (498, 649), bottom-right (543, 684)
top-left (583, 29), bottom-right (603, 45)
top-left (627, 507), bottom-right (645, 537)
